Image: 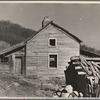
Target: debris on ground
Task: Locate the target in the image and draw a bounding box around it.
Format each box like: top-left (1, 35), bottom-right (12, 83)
top-left (53, 85), bottom-right (83, 98)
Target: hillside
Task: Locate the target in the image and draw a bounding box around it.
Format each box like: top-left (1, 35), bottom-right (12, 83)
top-left (0, 41), bottom-right (10, 51)
top-left (80, 44), bottom-right (100, 56)
top-left (0, 20), bottom-right (36, 45)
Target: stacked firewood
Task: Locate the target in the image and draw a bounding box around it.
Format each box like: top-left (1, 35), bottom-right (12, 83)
top-left (69, 56), bottom-right (100, 78)
top-left (53, 56), bottom-right (100, 98)
top-left (69, 56), bottom-right (100, 97)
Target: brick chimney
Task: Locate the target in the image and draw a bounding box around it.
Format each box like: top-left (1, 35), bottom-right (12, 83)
top-left (42, 16), bottom-right (51, 27)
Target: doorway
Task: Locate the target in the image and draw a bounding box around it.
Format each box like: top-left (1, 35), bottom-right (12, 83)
top-left (15, 57), bottom-right (22, 75)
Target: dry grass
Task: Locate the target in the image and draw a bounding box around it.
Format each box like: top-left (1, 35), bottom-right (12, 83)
top-left (0, 72), bottom-right (65, 97)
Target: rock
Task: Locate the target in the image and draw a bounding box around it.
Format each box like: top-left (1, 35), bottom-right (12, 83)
top-left (62, 92), bottom-right (70, 98)
top-left (56, 91), bottom-right (62, 97)
top-left (79, 92), bottom-right (83, 97)
top-left (53, 95), bottom-right (59, 98)
top-left (65, 85), bottom-right (73, 93)
top-left (58, 86), bottom-right (64, 92)
top-left (13, 82), bottom-right (20, 87)
top-left (73, 91), bottom-right (79, 96)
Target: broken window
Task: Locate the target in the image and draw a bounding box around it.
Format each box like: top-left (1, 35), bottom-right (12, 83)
top-left (49, 54), bottom-right (57, 68)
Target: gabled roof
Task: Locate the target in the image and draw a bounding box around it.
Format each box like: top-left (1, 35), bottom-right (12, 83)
top-left (25, 21), bottom-right (82, 43)
top-left (80, 49), bottom-right (100, 58)
top-left (0, 42), bottom-right (25, 57)
top-left (51, 22), bottom-right (82, 43)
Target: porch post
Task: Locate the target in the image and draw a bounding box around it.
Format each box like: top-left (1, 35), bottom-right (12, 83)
top-left (9, 53), bottom-right (15, 74)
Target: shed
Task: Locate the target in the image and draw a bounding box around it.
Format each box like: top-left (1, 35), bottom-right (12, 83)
top-left (0, 42), bottom-right (26, 76)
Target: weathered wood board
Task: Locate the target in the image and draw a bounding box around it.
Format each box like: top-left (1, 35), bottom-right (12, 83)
top-left (26, 25), bottom-right (80, 77)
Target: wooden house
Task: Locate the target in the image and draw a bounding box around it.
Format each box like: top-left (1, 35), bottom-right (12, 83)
top-left (0, 17), bottom-right (82, 77)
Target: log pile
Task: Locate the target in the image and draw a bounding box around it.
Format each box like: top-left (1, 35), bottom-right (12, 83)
top-left (69, 56), bottom-right (100, 78)
top-left (68, 56), bottom-right (100, 97)
top-left (54, 56), bottom-right (100, 98)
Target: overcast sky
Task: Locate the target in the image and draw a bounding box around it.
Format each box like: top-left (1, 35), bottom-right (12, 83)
top-left (0, 3), bottom-right (100, 49)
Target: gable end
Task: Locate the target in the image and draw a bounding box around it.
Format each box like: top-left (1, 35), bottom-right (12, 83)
top-left (25, 21), bottom-right (82, 44)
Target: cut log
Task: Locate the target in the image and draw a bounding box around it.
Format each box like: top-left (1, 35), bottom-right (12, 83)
top-left (77, 71), bottom-right (86, 75)
top-left (91, 61), bottom-right (100, 78)
top-left (91, 61), bottom-right (100, 69)
top-left (72, 62), bottom-right (80, 65)
top-left (88, 61), bottom-right (96, 76)
top-left (70, 56), bottom-right (80, 61)
top-left (80, 57), bottom-right (91, 69)
top-left (75, 66), bottom-right (82, 70)
top-left (80, 63), bottom-right (87, 72)
top-left (81, 63), bottom-right (92, 75)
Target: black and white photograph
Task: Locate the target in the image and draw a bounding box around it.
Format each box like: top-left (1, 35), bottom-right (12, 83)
top-left (0, 1), bottom-right (99, 98)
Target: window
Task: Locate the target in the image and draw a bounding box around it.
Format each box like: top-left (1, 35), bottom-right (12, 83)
top-left (49, 39), bottom-right (56, 47)
top-left (49, 54), bottom-right (57, 68)
top-left (1, 57), bottom-right (9, 63)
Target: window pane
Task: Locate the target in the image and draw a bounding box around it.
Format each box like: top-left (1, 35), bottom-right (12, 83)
top-left (1, 57), bottom-right (9, 63)
top-left (50, 39), bottom-right (55, 46)
top-left (49, 55), bottom-right (57, 68)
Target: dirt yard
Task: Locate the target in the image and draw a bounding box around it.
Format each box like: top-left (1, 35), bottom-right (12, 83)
top-left (0, 71), bottom-right (65, 97)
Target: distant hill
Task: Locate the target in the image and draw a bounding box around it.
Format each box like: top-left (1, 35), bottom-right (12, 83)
top-left (80, 44), bottom-right (100, 57)
top-left (0, 41), bottom-right (10, 51)
top-left (0, 20), bottom-right (36, 45)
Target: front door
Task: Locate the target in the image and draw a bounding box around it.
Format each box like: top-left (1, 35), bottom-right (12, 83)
top-left (15, 58), bottom-right (22, 75)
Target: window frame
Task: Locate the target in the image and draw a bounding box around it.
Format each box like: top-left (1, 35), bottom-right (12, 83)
top-left (0, 57), bottom-right (9, 63)
top-left (48, 38), bottom-right (57, 47)
top-left (48, 53), bottom-right (58, 69)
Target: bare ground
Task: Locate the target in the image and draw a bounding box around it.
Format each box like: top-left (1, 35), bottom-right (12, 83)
top-left (0, 71), bottom-right (65, 97)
